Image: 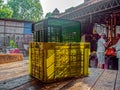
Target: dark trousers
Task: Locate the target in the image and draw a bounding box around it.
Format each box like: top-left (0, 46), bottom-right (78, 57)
top-left (106, 56), bottom-right (118, 70)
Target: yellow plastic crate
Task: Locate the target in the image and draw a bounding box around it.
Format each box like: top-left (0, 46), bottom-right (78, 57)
top-left (29, 42), bottom-right (90, 83)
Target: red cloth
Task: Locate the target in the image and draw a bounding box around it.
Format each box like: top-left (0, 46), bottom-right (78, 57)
top-left (9, 48), bottom-right (19, 53)
top-left (105, 48), bottom-right (116, 56)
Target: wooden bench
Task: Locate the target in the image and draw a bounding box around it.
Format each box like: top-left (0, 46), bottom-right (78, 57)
top-left (0, 54), bottom-right (23, 64)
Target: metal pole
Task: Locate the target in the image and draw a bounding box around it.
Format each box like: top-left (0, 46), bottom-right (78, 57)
top-left (110, 14), bottom-right (113, 43)
top-left (113, 13), bottom-right (116, 38)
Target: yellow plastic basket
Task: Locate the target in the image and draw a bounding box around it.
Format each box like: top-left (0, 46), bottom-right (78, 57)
top-left (29, 42), bottom-right (90, 83)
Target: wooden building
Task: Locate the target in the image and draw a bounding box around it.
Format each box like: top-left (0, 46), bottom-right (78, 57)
top-left (0, 18), bottom-right (33, 56)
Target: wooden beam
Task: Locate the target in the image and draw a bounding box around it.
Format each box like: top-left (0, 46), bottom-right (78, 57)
top-left (115, 71), bottom-right (120, 90)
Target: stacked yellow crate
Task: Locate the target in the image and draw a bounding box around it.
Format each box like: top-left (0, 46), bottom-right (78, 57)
top-left (29, 42), bottom-right (90, 83)
top-left (54, 43), bottom-right (70, 79)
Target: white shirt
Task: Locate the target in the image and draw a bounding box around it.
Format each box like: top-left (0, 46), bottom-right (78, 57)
top-left (97, 37), bottom-right (106, 52)
top-left (112, 39), bottom-right (120, 58)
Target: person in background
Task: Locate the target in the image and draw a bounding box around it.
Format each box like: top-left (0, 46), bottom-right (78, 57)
top-left (91, 36), bottom-right (97, 52)
top-left (97, 33), bottom-right (110, 69)
top-left (112, 33), bottom-right (120, 70)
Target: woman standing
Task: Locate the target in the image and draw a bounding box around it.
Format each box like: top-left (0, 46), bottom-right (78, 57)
top-left (97, 33), bottom-right (109, 68)
top-left (112, 34), bottom-right (120, 70)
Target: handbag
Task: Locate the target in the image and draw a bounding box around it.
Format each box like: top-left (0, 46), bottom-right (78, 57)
top-left (105, 48), bottom-right (116, 56)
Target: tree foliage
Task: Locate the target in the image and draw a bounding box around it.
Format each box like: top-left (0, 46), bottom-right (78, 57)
top-left (45, 12), bottom-right (52, 18)
top-left (0, 0), bottom-right (13, 18)
top-left (8, 0), bottom-right (43, 21)
top-left (0, 0), bottom-right (3, 6)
